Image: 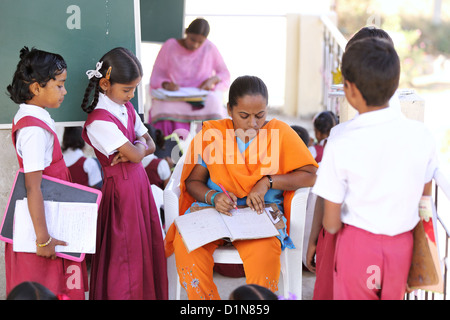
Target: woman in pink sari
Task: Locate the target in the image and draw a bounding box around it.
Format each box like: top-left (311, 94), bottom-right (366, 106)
top-left (149, 18), bottom-right (230, 136)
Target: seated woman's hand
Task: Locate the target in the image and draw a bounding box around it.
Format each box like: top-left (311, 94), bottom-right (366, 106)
top-left (162, 81), bottom-right (179, 91)
top-left (214, 192), bottom-right (237, 217)
top-left (199, 76), bottom-right (220, 91)
top-left (246, 178), bottom-right (270, 214)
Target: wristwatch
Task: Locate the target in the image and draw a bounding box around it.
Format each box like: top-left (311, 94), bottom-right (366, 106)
top-left (266, 175), bottom-right (273, 189)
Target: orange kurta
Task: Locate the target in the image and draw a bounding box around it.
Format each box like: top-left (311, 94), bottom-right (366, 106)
top-left (165, 118), bottom-right (317, 299)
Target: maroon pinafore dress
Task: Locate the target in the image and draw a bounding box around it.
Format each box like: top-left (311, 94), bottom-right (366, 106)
top-left (6, 116), bottom-right (88, 300)
top-left (68, 156), bottom-right (89, 187)
top-left (82, 102), bottom-right (168, 300)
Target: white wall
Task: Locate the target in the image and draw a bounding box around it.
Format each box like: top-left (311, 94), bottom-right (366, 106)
top-left (141, 0), bottom-right (333, 119)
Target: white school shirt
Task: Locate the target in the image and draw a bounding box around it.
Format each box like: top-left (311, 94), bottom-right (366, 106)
top-left (63, 148), bottom-right (103, 186)
top-left (312, 106), bottom-right (438, 236)
top-left (329, 91), bottom-right (402, 140)
top-left (85, 93), bottom-right (148, 157)
top-left (142, 154), bottom-right (172, 181)
top-left (14, 104), bottom-right (56, 173)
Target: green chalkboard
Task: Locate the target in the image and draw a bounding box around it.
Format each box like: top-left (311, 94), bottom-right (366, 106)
top-left (140, 0), bottom-right (185, 43)
top-left (0, 0), bottom-right (140, 127)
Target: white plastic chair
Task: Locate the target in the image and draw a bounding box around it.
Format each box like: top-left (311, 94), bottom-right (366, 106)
top-left (163, 153), bottom-right (310, 300)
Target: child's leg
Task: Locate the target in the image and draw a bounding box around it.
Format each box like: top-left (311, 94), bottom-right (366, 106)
top-left (233, 237), bottom-right (282, 292)
top-left (173, 231), bottom-right (221, 300)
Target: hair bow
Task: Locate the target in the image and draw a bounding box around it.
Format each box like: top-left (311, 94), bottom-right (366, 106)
top-left (86, 61), bottom-right (103, 80)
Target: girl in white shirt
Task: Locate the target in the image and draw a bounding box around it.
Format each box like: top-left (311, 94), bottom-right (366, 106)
top-left (6, 46), bottom-right (88, 299)
top-left (80, 47), bottom-right (168, 300)
top-left (62, 126), bottom-right (102, 189)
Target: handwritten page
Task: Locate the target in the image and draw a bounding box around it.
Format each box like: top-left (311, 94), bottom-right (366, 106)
top-left (174, 206), bottom-right (279, 253)
top-left (221, 207), bottom-right (279, 240)
top-left (13, 199), bottom-right (97, 254)
top-left (174, 208), bottom-right (231, 252)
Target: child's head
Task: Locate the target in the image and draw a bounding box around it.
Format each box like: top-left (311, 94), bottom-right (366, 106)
top-left (62, 126), bottom-right (85, 152)
top-left (7, 281), bottom-right (58, 300)
top-left (229, 284), bottom-right (278, 300)
top-left (7, 46), bottom-right (67, 108)
top-left (341, 38), bottom-right (400, 108)
top-left (81, 47), bottom-right (143, 113)
top-left (346, 26), bottom-right (394, 50)
top-left (145, 123), bottom-right (165, 150)
top-left (312, 111), bottom-right (338, 142)
top-left (291, 125), bottom-right (310, 146)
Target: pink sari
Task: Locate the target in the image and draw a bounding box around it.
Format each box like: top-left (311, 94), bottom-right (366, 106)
top-left (149, 38), bottom-right (230, 136)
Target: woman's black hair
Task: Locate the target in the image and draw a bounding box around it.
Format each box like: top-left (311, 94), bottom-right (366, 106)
top-left (228, 75), bottom-right (268, 109)
top-left (6, 46), bottom-right (67, 104)
top-left (313, 111), bottom-right (338, 135)
top-left (185, 18), bottom-right (210, 37)
top-left (62, 126), bottom-right (85, 152)
top-left (80, 47), bottom-right (143, 113)
top-left (7, 281), bottom-right (58, 300)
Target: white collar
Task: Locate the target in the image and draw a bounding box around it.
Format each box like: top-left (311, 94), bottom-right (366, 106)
top-left (347, 105), bottom-right (403, 130)
top-left (62, 148), bottom-right (84, 166)
top-left (16, 104), bottom-right (56, 130)
top-left (97, 93), bottom-right (127, 114)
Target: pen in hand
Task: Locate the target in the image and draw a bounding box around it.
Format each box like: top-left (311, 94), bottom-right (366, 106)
top-left (218, 183), bottom-right (238, 211)
top-left (162, 73), bottom-right (179, 91)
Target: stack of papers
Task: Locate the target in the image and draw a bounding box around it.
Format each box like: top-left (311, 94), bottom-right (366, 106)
top-left (152, 87), bottom-right (209, 102)
top-left (13, 199), bottom-right (97, 254)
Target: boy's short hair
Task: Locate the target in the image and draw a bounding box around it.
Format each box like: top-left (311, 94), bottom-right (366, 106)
top-left (345, 26), bottom-right (394, 50)
top-left (341, 37), bottom-right (400, 107)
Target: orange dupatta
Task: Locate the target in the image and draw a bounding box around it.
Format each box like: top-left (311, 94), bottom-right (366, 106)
top-left (164, 118), bottom-right (317, 257)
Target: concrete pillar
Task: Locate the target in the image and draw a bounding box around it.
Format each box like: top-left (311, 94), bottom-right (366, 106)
top-left (285, 13), bottom-right (337, 119)
top-left (338, 90), bottom-right (425, 123)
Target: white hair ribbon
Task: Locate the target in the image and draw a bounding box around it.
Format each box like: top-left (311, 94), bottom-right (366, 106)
top-left (86, 61), bottom-right (103, 80)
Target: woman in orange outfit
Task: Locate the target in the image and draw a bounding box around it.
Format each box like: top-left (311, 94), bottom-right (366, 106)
top-left (165, 75), bottom-right (318, 299)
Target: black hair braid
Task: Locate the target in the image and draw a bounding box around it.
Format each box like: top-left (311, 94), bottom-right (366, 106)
top-left (80, 78), bottom-right (100, 113)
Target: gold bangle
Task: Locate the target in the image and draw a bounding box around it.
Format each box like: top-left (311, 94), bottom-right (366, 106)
top-left (36, 236), bottom-right (52, 248)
